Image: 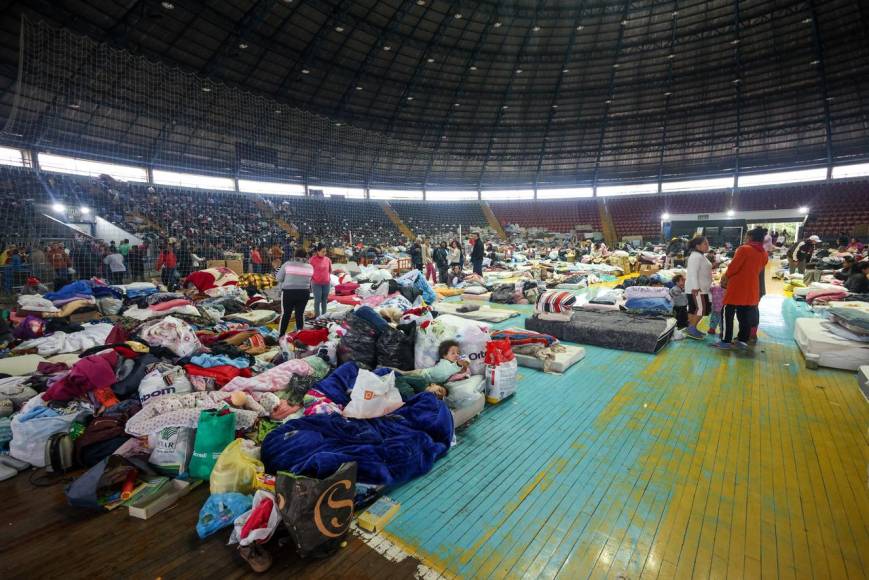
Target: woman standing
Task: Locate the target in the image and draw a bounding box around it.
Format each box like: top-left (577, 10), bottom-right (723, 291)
top-left (684, 235), bottom-right (712, 340)
top-left (277, 248), bottom-right (314, 335)
top-left (448, 240), bottom-right (462, 269)
top-left (421, 238), bottom-right (436, 283)
top-left (156, 244), bottom-right (178, 291)
top-left (309, 243), bottom-right (332, 318)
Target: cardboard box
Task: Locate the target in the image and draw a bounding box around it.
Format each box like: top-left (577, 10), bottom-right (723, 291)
top-left (224, 259), bottom-right (244, 275)
top-left (128, 479), bottom-right (201, 520)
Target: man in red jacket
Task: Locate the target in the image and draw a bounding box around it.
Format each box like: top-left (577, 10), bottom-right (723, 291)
top-left (712, 228), bottom-right (769, 350)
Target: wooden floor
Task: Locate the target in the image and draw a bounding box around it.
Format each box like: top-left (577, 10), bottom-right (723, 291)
top-left (2, 279), bottom-right (868, 579)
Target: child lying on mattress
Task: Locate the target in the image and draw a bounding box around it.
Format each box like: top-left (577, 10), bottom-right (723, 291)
top-left (394, 340), bottom-right (469, 400)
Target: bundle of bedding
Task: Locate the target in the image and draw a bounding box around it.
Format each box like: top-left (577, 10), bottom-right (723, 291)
top-left (526, 309), bottom-right (675, 354)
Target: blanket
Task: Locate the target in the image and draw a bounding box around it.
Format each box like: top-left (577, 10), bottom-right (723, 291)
top-left (14, 323), bottom-right (114, 357)
top-left (261, 392), bottom-right (453, 486)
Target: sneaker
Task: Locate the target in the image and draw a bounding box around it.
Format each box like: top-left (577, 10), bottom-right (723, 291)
top-left (710, 341), bottom-right (732, 350)
top-left (685, 328), bottom-right (706, 340)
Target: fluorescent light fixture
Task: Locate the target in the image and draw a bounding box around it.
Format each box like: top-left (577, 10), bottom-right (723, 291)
top-left (369, 189), bottom-right (423, 200)
top-left (726, 209), bottom-right (735, 216)
top-left (238, 179), bottom-right (304, 196)
top-left (152, 169), bottom-right (235, 191)
top-left (38, 153), bottom-right (148, 182)
top-left (535, 187), bottom-right (594, 199)
top-left (661, 212), bottom-right (671, 220)
top-left (739, 168), bottom-right (826, 187)
top-left (52, 203), bottom-right (66, 213)
top-left (319, 186), bottom-right (366, 199)
top-left (80, 206), bottom-right (90, 214)
top-left (799, 206), bottom-right (809, 214)
top-left (480, 189), bottom-right (534, 200)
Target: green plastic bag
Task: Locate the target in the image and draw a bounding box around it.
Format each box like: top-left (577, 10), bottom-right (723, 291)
top-left (188, 408), bottom-right (236, 480)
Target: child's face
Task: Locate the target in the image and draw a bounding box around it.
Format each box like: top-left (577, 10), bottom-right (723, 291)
top-left (444, 346), bottom-right (461, 362)
top-left (676, 278), bottom-right (685, 288)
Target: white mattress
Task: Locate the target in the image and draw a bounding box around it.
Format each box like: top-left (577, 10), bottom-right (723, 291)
top-left (514, 344), bottom-right (586, 373)
top-left (793, 317), bottom-right (869, 371)
top-left (451, 392), bottom-right (485, 428)
top-left (462, 292), bottom-right (492, 302)
top-left (434, 302), bottom-right (520, 323)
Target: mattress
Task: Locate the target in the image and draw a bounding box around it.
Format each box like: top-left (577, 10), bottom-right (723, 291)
top-left (434, 302), bottom-right (520, 323)
top-left (514, 344), bottom-right (586, 373)
top-left (462, 292), bottom-right (492, 302)
top-left (793, 317), bottom-right (869, 371)
top-left (525, 310), bottom-right (676, 354)
top-left (858, 366), bottom-right (869, 403)
top-left (450, 392), bottom-right (485, 428)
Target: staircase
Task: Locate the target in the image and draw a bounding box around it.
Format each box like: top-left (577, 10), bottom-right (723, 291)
top-left (597, 199), bottom-right (618, 245)
top-left (480, 201), bottom-right (508, 240)
top-left (256, 199), bottom-right (298, 237)
top-left (379, 201), bottom-right (415, 239)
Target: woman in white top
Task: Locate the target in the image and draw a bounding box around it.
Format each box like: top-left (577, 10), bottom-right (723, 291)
top-left (684, 235), bottom-right (712, 340)
top-left (448, 240), bottom-right (462, 267)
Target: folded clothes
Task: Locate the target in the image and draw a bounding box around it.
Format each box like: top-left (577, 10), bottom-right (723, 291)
top-left (190, 353), bottom-right (251, 369)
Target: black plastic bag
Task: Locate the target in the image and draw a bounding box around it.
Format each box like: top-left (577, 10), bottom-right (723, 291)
top-left (376, 323), bottom-right (417, 370)
top-left (276, 462), bottom-right (357, 558)
top-left (337, 313), bottom-right (378, 369)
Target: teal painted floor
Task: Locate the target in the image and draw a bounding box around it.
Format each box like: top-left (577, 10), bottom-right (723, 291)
top-left (377, 296), bottom-right (869, 579)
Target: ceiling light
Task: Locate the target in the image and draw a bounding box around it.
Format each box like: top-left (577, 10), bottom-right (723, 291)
top-left (335, 26), bottom-right (344, 32)
top-left (454, 13), bottom-right (462, 19)
top-left (383, 45), bottom-right (391, 51)
top-left (799, 206), bottom-right (809, 214)
top-left (80, 206), bottom-right (90, 214)
top-left (201, 86), bottom-right (211, 92)
top-left (356, 85), bottom-right (363, 90)
top-left (494, 22), bottom-right (502, 28)
top-left (726, 209), bottom-right (735, 216)
top-left (661, 212), bottom-right (670, 220)
top-left (335, 122), bottom-right (342, 126)
top-left (427, 57), bottom-right (435, 63)
top-left (533, 26), bottom-right (541, 32)
top-left (301, 68), bottom-right (310, 74)
top-left (238, 42), bottom-right (248, 49)
top-left (161, 1), bottom-right (174, 9)
top-left (52, 203), bottom-right (65, 213)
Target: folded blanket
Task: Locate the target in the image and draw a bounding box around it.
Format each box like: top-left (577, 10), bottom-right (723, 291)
top-left (222, 358), bottom-right (314, 393)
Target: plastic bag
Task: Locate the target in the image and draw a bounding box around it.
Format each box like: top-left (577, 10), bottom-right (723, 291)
top-left (148, 426), bottom-right (195, 476)
top-left (490, 284), bottom-right (515, 304)
top-left (210, 438), bottom-right (264, 495)
top-left (10, 409), bottom-right (79, 467)
top-left (343, 370), bottom-right (404, 419)
top-left (486, 358), bottom-right (519, 404)
top-left (188, 409), bottom-right (237, 480)
top-left (276, 461), bottom-right (357, 558)
top-left (337, 313), bottom-right (378, 369)
top-left (138, 364), bottom-right (193, 406)
top-left (484, 339), bottom-right (516, 365)
top-left (375, 324), bottom-right (416, 371)
top-left (196, 492), bottom-right (253, 539)
top-left (229, 489), bottom-right (280, 546)
top-left (445, 375), bottom-right (486, 409)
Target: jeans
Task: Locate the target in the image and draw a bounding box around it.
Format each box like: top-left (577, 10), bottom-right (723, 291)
top-left (425, 263), bottom-right (438, 283)
top-left (109, 271), bottom-right (124, 285)
top-left (721, 304), bottom-right (759, 343)
top-left (280, 288), bottom-right (310, 335)
top-left (161, 267), bottom-right (177, 291)
top-left (312, 283), bottom-right (330, 317)
top-left (472, 259), bottom-right (483, 276)
top-left (438, 267), bottom-right (449, 286)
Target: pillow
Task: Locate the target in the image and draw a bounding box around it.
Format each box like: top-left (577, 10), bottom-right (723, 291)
top-left (463, 285), bottom-right (489, 295)
top-left (535, 291), bottom-right (577, 314)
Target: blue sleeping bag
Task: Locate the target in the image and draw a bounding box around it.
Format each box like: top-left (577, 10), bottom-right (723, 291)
top-left (261, 392), bottom-right (453, 486)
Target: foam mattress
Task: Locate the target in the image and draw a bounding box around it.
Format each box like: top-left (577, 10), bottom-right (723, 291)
top-left (434, 302), bottom-right (520, 323)
top-left (462, 292), bottom-right (492, 302)
top-left (525, 310), bottom-right (676, 354)
top-left (793, 317), bottom-right (869, 371)
top-left (514, 344), bottom-right (586, 373)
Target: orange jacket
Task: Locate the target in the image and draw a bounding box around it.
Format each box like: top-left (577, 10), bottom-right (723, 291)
top-left (723, 242), bottom-right (768, 306)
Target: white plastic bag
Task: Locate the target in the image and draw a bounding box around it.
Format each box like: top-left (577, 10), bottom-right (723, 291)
top-left (139, 364), bottom-right (192, 405)
top-left (485, 358), bottom-right (519, 404)
top-left (414, 315), bottom-right (490, 375)
top-left (229, 490), bottom-right (281, 547)
top-left (446, 375), bottom-right (486, 409)
top-left (10, 410), bottom-right (79, 467)
top-left (148, 426), bottom-right (195, 476)
top-left (343, 370), bottom-right (404, 419)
